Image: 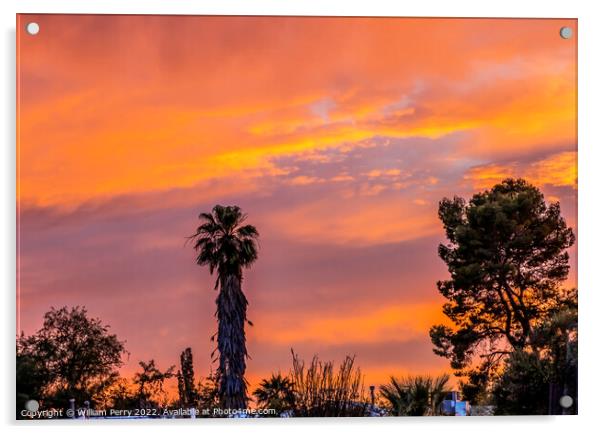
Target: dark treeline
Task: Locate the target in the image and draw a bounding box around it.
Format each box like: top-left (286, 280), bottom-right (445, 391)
top-left (16, 178), bottom-right (577, 418)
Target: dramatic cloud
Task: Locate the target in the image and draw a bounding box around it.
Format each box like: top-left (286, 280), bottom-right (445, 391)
top-left (465, 151), bottom-right (577, 190)
top-left (17, 15), bottom-right (577, 391)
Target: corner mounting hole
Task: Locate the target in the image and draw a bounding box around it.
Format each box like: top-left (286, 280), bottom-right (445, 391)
top-left (26, 22), bottom-right (40, 36)
top-left (559, 395), bottom-right (574, 408)
top-left (559, 26), bottom-right (573, 40)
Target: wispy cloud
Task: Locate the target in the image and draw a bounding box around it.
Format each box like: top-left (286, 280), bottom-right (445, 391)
top-left (465, 151), bottom-right (577, 190)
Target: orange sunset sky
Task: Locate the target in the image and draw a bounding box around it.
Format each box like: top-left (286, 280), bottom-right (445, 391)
top-left (17, 15), bottom-right (577, 393)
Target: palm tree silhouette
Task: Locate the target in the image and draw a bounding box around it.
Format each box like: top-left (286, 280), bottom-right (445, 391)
top-left (190, 205), bottom-right (259, 410)
top-left (380, 374), bottom-right (450, 416)
top-left (253, 373), bottom-right (295, 415)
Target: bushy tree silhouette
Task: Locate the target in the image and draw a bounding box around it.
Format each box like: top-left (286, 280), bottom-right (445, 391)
top-left (430, 178), bottom-right (575, 399)
top-left (16, 306), bottom-right (126, 414)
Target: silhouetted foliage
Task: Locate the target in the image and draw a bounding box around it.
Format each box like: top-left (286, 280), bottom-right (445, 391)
top-left (289, 350), bottom-right (369, 417)
top-left (176, 348), bottom-right (199, 408)
top-left (99, 377), bottom-right (138, 410)
top-left (16, 306), bottom-right (127, 414)
top-left (253, 373), bottom-right (295, 416)
top-left (492, 289), bottom-right (577, 414)
top-left (16, 341), bottom-right (49, 418)
top-left (197, 372), bottom-right (220, 412)
top-left (430, 179), bottom-right (575, 396)
top-left (133, 359), bottom-right (175, 410)
top-left (380, 374), bottom-right (450, 416)
top-left (491, 350), bottom-right (551, 414)
top-left (458, 368), bottom-right (490, 405)
top-left (190, 204), bottom-right (259, 410)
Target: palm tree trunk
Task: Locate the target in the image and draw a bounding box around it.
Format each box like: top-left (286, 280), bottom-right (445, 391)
top-left (216, 274), bottom-right (249, 410)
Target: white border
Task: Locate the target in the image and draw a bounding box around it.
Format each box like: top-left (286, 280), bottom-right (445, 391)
top-left (7, 0), bottom-right (587, 17)
top-left (2, 1), bottom-right (601, 433)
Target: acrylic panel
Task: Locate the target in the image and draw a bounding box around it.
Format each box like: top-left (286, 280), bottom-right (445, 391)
top-left (16, 15), bottom-right (577, 419)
